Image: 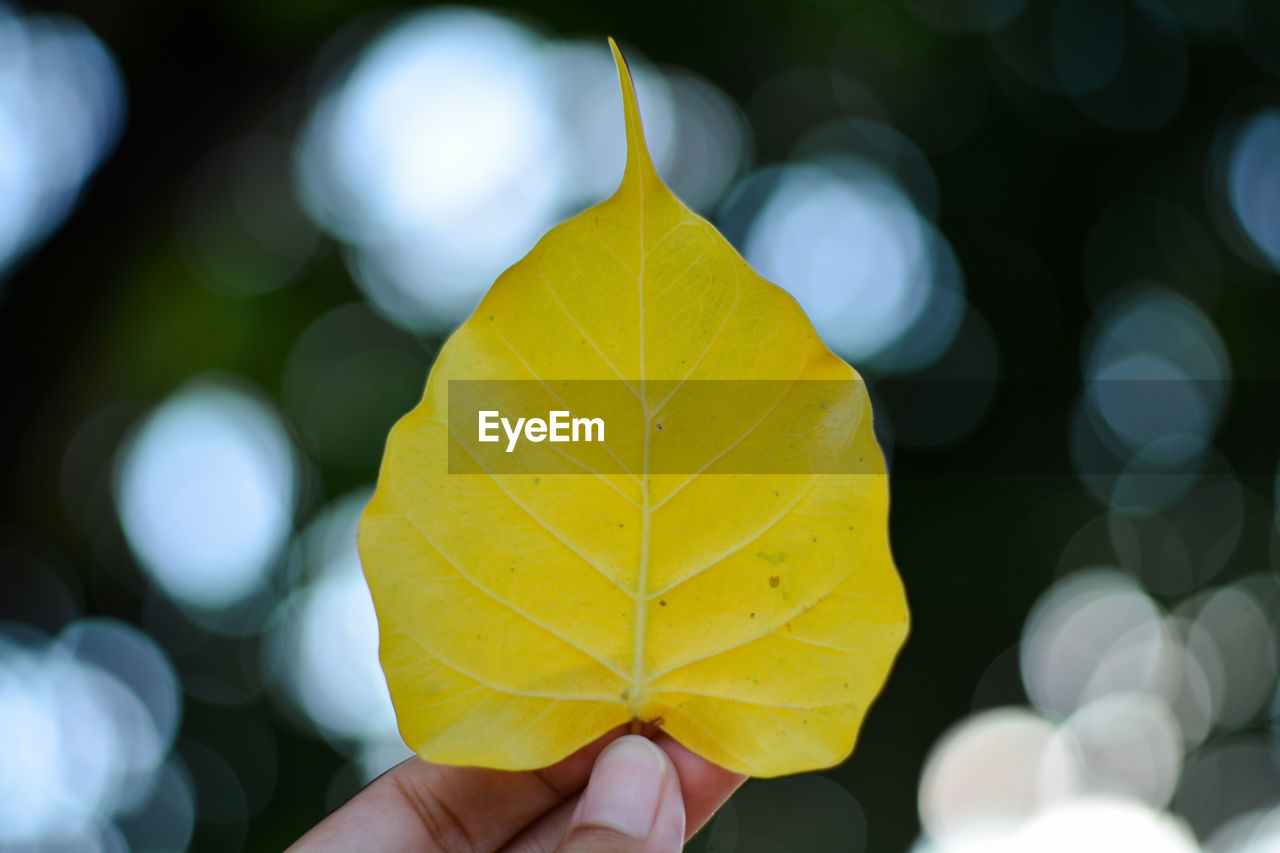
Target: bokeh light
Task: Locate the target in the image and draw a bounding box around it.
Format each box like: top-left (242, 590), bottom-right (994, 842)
top-left (1020, 569), bottom-right (1172, 719)
top-left (743, 161), bottom-right (928, 360)
top-left (1174, 738), bottom-right (1280, 841)
top-left (913, 533), bottom-right (1280, 849)
top-left (296, 8), bottom-right (749, 333)
top-left (914, 561), bottom-right (1280, 849)
top-left (115, 377), bottom-right (298, 611)
top-left (542, 39), bottom-right (677, 209)
top-left (1107, 472), bottom-right (1245, 595)
top-left (1074, 286), bottom-right (1231, 511)
top-left (655, 69), bottom-right (751, 212)
top-left (296, 9), bottom-right (563, 332)
top-left (1010, 797), bottom-right (1199, 851)
top-left (1060, 691), bottom-right (1183, 808)
top-left (918, 707), bottom-right (1082, 837)
top-left (1084, 289), bottom-right (1229, 450)
top-left (1179, 584), bottom-right (1277, 729)
top-left (735, 157), bottom-right (964, 369)
top-left (0, 5), bottom-right (124, 281)
top-left (268, 490), bottom-right (407, 781)
top-left (1225, 110), bottom-right (1280, 272)
top-left (0, 619), bottom-right (188, 849)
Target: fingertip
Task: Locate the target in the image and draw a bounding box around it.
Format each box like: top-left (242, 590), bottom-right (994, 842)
top-left (556, 735), bottom-right (684, 852)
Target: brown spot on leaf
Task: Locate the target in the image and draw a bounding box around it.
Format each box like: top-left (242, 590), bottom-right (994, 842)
top-left (654, 422), bottom-right (664, 431)
top-left (769, 576), bottom-right (780, 588)
top-left (659, 599), bottom-right (667, 606)
top-left (749, 612), bottom-right (756, 618)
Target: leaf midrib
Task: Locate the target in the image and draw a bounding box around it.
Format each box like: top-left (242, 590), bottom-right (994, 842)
top-left (631, 168), bottom-right (650, 719)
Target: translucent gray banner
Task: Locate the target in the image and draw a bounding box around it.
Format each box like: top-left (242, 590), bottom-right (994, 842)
top-left (446, 379), bottom-right (882, 475)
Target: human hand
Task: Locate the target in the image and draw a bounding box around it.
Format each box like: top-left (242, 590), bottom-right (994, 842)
top-left (287, 725), bottom-right (746, 852)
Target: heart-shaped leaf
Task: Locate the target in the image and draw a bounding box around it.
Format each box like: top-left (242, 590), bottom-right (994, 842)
top-left (358, 39), bottom-right (908, 777)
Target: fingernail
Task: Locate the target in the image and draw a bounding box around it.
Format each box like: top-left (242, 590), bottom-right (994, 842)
top-left (578, 735), bottom-right (666, 837)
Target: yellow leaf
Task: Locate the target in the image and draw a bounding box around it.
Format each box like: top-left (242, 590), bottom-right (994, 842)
top-left (357, 38), bottom-right (909, 777)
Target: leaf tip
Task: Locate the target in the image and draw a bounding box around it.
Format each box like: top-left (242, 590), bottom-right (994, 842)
top-left (607, 37), bottom-right (656, 183)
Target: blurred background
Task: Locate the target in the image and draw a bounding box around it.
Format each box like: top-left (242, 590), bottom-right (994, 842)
top-left (1, 0), bottom-right (1279, 850)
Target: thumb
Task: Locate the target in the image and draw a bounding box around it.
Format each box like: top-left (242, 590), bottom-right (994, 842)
top-left (556, 734), bottom-right (685, 853)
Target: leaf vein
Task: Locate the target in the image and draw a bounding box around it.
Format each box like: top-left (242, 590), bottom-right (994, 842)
top-left (387, 514), bottom-right (631, 682)
top-left (649, 689), bottom-right (856, 712)
top-left (486, 324), bottom-right (641, 496)
top-left (388, 623), bottom-right (621, 703)
top-left (538, 269), bottom-right (639, 397)
top-left (645, 573), bottom-right (850, 682)
top-left (443, 419), bottom-right (634, 596)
